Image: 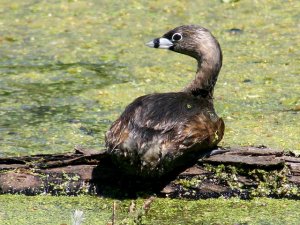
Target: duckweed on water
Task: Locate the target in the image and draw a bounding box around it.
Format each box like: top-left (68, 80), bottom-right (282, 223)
top-left (0, 195), bottom-right (300, 225)
top-left (0, 0), bottom-right (299, 156)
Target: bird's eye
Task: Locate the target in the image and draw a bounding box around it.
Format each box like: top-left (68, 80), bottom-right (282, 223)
top-left (171, 33), bottom-right (182, 42)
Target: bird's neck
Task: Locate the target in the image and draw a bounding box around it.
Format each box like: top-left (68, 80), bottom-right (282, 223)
top-left (183, 43), bottom-right (222, 98)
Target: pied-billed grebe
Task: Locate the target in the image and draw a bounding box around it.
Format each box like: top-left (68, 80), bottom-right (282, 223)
top-left (105, 25), bottom-right (224, 177)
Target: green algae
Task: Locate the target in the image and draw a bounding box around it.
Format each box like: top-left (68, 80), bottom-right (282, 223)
top-left (203, 164), bottom-right (300, 199)
top-left (0, 0), bottom-right (299, 156)
top-left (0, 195), bottom-right (300, 225)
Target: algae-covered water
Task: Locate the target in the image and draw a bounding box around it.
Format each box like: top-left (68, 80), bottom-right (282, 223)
top-left (0, 0), bottom-right (299, 156)
top-left (0, 196), bottom-right (300, 225)
top-left (0, 0), bottom-right (299, 224)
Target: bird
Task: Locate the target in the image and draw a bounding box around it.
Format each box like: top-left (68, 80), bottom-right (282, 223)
top-left (105, 25), bottom-right (225, 177)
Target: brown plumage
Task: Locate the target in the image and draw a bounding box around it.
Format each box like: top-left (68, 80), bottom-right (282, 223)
top-left (105, 25), bottom-right (225, 177)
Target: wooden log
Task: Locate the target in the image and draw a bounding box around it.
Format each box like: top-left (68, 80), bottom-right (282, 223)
top-left (0, 146), bottom-right (299, 199)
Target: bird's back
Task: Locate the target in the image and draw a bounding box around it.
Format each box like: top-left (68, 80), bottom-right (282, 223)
top-left (105, 92), bottom-right (224, 177)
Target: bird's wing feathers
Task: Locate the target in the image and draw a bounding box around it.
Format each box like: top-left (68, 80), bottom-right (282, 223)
top-left (124, 93), bottom-right (196, 132)
top-left (105, 93), bottom-right (218, 150)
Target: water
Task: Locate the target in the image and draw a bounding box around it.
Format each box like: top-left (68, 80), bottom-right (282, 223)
top-left (0, 0), bottom-right (299, 157)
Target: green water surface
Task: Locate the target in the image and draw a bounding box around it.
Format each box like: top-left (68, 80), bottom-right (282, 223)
top-left (0, 0), bottom-right (299, 156)
top-left (0, 196), bottom-right (300, 225)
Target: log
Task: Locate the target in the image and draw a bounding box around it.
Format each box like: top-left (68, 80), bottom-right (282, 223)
top-left (0, 146), bottom-right (299, 199)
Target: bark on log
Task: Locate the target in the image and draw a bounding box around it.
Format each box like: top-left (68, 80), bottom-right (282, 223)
top-left (0, 146), bottom-right (299, 199)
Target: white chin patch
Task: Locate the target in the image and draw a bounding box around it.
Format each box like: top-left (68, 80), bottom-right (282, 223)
top-left (145, 38), bottom-right (173, 49)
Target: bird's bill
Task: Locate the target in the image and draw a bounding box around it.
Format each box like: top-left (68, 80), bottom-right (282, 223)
top-left (145, 38), bottom-right (173, 49)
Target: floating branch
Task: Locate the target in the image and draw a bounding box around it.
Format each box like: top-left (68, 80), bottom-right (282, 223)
top-left (0, 146), bottom-right (299, 199)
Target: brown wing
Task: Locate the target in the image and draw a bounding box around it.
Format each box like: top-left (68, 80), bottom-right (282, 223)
top-left (105, 92), bottom-right (224, 152)
top-left (179, 114), bottom-right (225, 149)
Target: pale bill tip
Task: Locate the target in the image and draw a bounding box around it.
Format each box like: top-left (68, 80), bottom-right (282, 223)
top-left (145, 40), bottom-right (154, 48)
